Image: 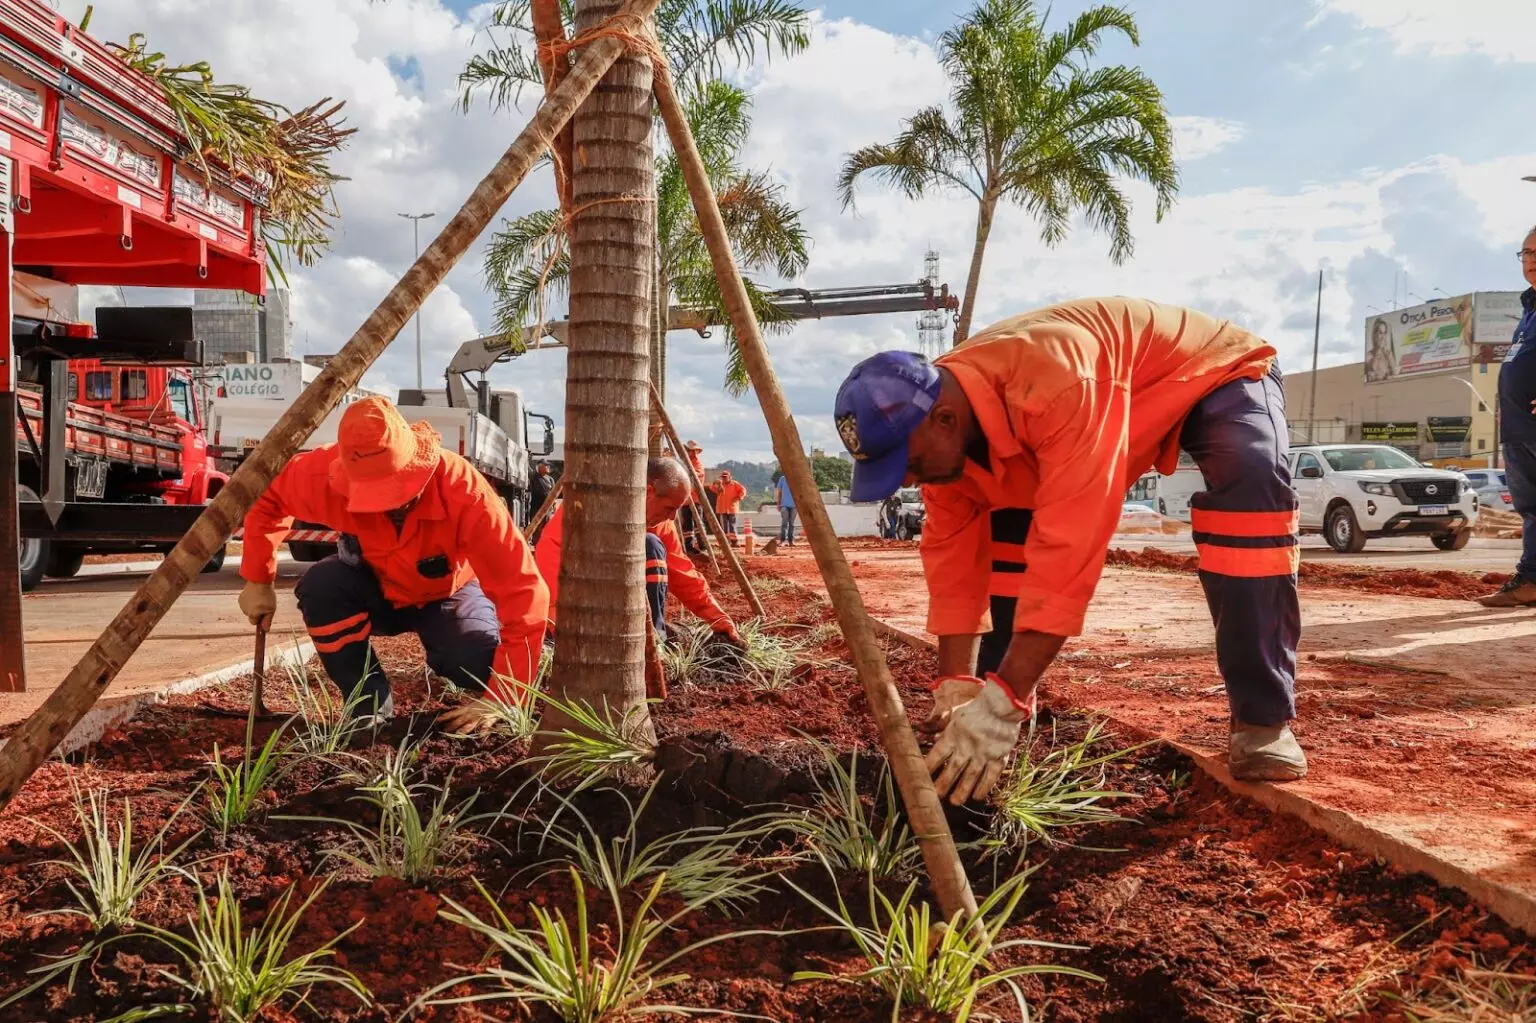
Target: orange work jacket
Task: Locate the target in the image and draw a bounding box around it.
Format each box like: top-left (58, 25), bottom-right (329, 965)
top-left (714, 480), bottom-right (747, 515)
top-left (241, 446), bottom-right (549, 687)
top-left (921, 297), bottom-right (1275, 640)
top-left (687, 449), bottom-right (706, 485)
top-left (534, 503), bottom-right (730, 629)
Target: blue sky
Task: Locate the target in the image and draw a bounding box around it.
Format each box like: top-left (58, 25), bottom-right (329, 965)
top-left (65, 0), bottom-right (1536, 460)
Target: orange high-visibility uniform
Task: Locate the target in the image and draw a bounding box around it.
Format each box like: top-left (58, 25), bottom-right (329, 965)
top-left (241, 446), bottom-right (549, 687)
top-left (534, 503), bottom-right (730, 629)
top-left (686, 449), bottom-right (706, 485)
top-left (713, 480), bottom-right (747, 515)
top-left (922, 297), bottom-right (1278, 640)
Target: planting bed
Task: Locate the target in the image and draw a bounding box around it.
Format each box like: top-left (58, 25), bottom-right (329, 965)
top-left (1, 569), bottom-right (1532, 1021)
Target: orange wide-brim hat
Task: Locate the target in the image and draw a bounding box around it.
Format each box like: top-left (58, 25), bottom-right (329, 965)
top-left (327, 397), bottom-right (442, 513)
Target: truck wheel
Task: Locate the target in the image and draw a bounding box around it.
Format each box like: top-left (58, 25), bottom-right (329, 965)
top-left (896, 518), bottom-right (913, 541)
top-left (1325, 504), bottom-right (1367, 554)
top-left (201, 544), bottom-right (229, 573)
top-left (45, 546), bottom-right (86, 579)
top-left (17, 486), bottom-right (48, 592)
top-left (1431, 529), bottom-right (1472, 552)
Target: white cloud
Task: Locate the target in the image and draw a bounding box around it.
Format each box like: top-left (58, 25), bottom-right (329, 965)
top-left (1170, 116), bottom-right (1246, 161)
top-left (1315, 0), bottom-right (1536, 62)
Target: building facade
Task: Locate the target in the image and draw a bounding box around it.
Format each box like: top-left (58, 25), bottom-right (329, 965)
top-left (192, 288), bottom-right (292, 364)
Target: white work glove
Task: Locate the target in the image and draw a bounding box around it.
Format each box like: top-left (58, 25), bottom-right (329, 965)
top-left (238, 581), bottom-right (276, 630)
top-left (925, 678), bottom-right (1034, 805)
top-left (919, 675), bottom-right (985, 735)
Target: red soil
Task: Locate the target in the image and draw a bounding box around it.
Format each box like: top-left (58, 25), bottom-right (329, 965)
top-left (0, 573), bottom-right (1532, 1020)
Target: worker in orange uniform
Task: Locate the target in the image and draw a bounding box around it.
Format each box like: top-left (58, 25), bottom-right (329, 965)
top-left (537, 457), bottom-right (745, 642)
top-left (236, 397), bottom-right (549, 733)
top-left (681, 440), bottom-right (707, 553)
top-left (834, 298), bottom-right (1306, 801)
top-left (713, 470), bottom-right (747, 541)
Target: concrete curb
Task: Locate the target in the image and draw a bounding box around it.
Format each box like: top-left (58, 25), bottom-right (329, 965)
top-left (49, 637), bottom-right (316, 756)
top-left (768, 571), bottom-right (1536, 937)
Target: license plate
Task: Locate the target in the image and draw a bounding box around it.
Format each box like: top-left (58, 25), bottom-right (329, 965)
top-left (1419, 504), bottom-right (1448, 515)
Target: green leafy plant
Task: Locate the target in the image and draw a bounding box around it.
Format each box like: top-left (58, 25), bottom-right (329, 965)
top-left (789, 742), bottom-right (922, 879)
top-left (419, 868), bottom-right (774, 1021)
top-left (986, 720), bottom-right (1143, 851)
top-left (662, 619), bottom-right (823, 692)
top-left (287, 662), bottom-right (369, 758)
top-left (535, 780), bottom-right (772, 914)
top-left (39, 783), bottom-right (199, 933)
top-left (790, 865), bottom-right (1098, 1022)
top-left (204, 724), bottom-right (291, 835)
top-left (525, 694), bottom-right (657, 794)
top-left (152, 872), bottom-right (369, 1022)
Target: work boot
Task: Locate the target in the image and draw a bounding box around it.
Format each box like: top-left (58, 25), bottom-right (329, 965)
top-left (1477, 576), bottom-right (1536, 608)
top-left (1229, 723), bottom-right (1308, 782)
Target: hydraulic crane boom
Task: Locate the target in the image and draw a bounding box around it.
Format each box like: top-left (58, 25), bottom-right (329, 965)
top-left (442, 279), bottom-right (958, 408)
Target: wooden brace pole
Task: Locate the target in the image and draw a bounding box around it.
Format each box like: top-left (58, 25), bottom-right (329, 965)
top-left (652, 61), bottom-right (978, 921)
top-left (527, 477), bottom-right (566, 537)
top-left (649, 382), bottom-right (763, 619)
top-left (530, 0), bottom-right (575, 214)
top-left (0, 0), bottom-right (665, 812)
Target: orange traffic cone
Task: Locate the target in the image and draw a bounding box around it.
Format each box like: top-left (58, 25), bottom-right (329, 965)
top-left (742, 517), bottom-right (755, 556)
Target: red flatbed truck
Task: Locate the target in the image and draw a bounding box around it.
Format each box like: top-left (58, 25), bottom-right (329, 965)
top-left (1, 0), bottom-right (272, 691)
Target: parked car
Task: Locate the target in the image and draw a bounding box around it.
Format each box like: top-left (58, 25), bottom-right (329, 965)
top-left (1460, 469), bottom-right (1513, 511)
top-left (878, 487), bottom-right (926, 540)
top-left (1289, 444), bottom-right (1477, 553)
top-left (1118, 502), bottom-right (1164, 532)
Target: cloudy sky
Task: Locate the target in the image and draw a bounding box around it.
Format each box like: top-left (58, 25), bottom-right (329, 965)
top-left (56, 0), bottom-right (1536, 461)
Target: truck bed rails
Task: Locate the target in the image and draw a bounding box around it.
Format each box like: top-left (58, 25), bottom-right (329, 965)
top-left (14, 386), bottom-right (181, 473)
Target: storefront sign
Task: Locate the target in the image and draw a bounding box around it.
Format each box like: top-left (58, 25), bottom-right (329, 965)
top-left (1360, 421), bottom-right (1420, 443)
top-left (1426, 416), bottom-right (1473, 443)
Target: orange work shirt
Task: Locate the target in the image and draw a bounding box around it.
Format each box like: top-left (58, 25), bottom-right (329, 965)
top-left (534, 503), bottom-right (729, 629)
top-left (713, 480), bottom-right (747, 515)
top-left (686, 449), bottom-right (706, 485)
top-left (921, 297), bottom-right (1275, 639)
top-left (241, 445), bottom-right (549, 687)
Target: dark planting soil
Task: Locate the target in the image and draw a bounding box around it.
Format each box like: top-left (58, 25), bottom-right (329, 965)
top-left (0, 569), bottom-right (1530, 1022)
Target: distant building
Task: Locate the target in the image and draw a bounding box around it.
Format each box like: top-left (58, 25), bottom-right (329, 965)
top-left (193, 288), bottom-right (292, 364)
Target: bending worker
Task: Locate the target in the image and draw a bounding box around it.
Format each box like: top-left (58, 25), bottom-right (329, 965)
top-left (533, 457), bottom-right (746, 646)
top-left (237, 397), bottom-right (549, 733)
top-left (834, 298), bottom-right (1305, 802)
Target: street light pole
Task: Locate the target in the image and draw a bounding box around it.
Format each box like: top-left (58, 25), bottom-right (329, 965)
top-left (398, 212), bottom-right (435, 390)
top-left (1307, 269), bottom-right (1322, 442)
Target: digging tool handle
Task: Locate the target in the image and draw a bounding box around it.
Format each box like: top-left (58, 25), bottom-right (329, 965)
top-left (648, 382), bottom-right (764, 619)
top-left (252, 620), bottom-right (270, 717)
top-left (652, 60), bottom-right (978, 922)
top-left (0, 0), bottom-right (667, 814)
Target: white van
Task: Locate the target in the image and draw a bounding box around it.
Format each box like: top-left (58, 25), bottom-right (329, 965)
top-left (1125, 453), bottom-right (1207, 522)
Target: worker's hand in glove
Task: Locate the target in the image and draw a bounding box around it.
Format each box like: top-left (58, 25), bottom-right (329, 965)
top-left (238, 581), bottom-right (276, 630)
top-left (919, 675), bottom-right (986, 736)
top-left (925, 677), bottom-right (1035, 805)
top-left (437, 696), bottom-right (506, 735)
top-left (710, 620), bottom-right (748, 652)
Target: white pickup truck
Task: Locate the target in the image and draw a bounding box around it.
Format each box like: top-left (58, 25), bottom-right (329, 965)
top-left (1288, 444), bottom-right (1476, 553)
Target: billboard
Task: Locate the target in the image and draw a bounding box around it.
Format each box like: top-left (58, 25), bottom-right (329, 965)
top-left (1426, 416), bottom-right (1472, 443)
top-left (1360, 421), bottom-right (1420, 444)
top-left (1365, 291), bottom-right (1526, 380)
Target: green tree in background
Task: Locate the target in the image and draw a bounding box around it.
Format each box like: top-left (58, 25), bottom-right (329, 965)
top-left (838, 0), bottom-right (1179, 343)
top-left (810, 456), bottom-right (853, 492)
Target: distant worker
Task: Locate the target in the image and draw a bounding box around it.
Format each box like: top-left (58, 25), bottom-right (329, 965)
top-left (713, 470), bottom-right (747, 540)
top-left (680, 440), bottom-right (707, 553)
top-left (530, 461), bottom-right (556, 516)
top-left (506, 458), bottom-right (744, 726)
top-left (834, 298), bottom-right (1306, 802)
top-left (1480, 226), bottom-right (1536, 607)
top-left (775, 470), bottom-right (798, 545)
top-left (237, 397), bottom-right (549, 733)
top-left (880, 492), bottom-right (903, 540)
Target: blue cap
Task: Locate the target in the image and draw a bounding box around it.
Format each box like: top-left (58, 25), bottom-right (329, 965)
top-left (833, 351), bottom-right (941, 503)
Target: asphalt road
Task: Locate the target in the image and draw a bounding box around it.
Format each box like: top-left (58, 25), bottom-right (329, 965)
top-left (1109, 533), bottom-right (1522, 574)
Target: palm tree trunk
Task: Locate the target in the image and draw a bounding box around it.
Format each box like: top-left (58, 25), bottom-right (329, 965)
top-left (953, 191), bottom-right (998, 346)
top-left (0, 4), bottom-right (658, 809)
top-left (541, 0), bottom-right (656, 745)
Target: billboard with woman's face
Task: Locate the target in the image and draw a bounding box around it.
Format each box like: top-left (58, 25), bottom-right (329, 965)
top-left (1364, 296), bottom-right (1473, 382)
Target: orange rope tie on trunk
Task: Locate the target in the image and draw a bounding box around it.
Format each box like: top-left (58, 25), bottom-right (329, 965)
top-left (524, 192), bottom-right (656, 346)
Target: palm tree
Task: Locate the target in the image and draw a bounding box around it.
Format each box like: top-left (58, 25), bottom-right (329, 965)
top-left (461, 0), bottom-right (809, 398)
top-left (838, 0), bottom-right (1179, 343)
top-left (484, 79), bottom-right (809, 396)
top-left (541, 0), bottom-right (658, 741)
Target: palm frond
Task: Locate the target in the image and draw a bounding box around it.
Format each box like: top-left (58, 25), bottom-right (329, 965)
top-left (837, 106), bottom-right (981, 210)
top-left (660, 0), bottom-right (811, 89)
top-left (717, 171), bottom-right (812, 279)
top-left (483, 209), bottom-right (571, 344)
top-left (458, 44), bottom-right (545, 113)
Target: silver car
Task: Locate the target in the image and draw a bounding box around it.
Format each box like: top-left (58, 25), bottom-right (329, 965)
top-left (1461, 469), bottom-right (1513, 512)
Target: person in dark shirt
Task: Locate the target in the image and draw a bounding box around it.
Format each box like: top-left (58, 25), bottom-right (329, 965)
top-left (1480, 226), bottom-right (1536, 607)
top-left (529, 461), bottom-right (555, 515)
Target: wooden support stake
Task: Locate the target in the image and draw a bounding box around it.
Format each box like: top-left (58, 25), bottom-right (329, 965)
top-left (530, 0), bottom-right (575, 215)
top-left (0, 0), bottom-right (665, 812)
top-left (652, 60), bottom-right (978, 922)
top-left (648, 382), bottom-right (763, 619)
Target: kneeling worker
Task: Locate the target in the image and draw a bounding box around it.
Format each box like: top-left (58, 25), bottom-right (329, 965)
top-left (237, 397), bottom-right (550, 733)
top-left (834, 298), bottom-right (1306, 802)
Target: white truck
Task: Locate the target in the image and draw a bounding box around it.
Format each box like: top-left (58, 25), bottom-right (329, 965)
top-left (207, 363), bottom-right (554, 559)
top-left (1289, 443), bottom-right (1477, 553)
